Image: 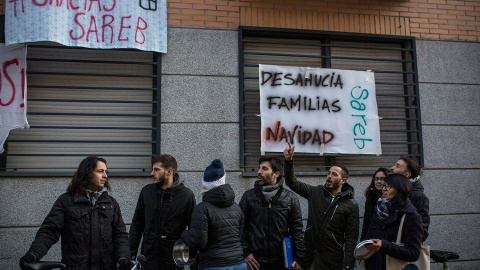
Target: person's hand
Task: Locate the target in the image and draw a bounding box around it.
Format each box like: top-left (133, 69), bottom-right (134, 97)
top-left (365, 239), bottom-right (382, 252)
top-left (19, 253), bottom-right (37, 270)
top-left (284, 140), bottom-right (295, 161)
top-left (290, 260), bottom-right (300, 269)
top-left (245, 254), bottom-right (260, 270)
top-left (118, 257), bottom-right (134, 270)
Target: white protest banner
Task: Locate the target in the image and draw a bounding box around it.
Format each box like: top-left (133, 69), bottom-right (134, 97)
top-left (5, 0), bottom-right (167, 53)
top-left (0, 44), bottom-right (29, 153)
top-left (260, 64), bottom-right (381, 155)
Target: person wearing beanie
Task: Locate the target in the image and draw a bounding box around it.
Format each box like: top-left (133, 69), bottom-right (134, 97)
top-left (182, 159), bottom-right (247, 270)
top-left (201, 158), bottom-right (227, 194)
top-left (129, 154), bottom-right (196, 270)
top-left (239, 156), bottom-right (306, 270)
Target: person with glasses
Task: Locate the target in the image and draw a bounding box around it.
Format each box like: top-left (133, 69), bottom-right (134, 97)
top-left (360, 168), bottom-right (391, 241)
top-left (364, 174), bottom-right (423, 270)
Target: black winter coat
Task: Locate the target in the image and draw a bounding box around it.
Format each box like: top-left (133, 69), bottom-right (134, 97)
top-left (27, 191), bottom-right (129, 270)
top-left (129, 174), bottom-right (196, 270)
top-left (365, 199), bottom-right (423, 270)
top-left (409, 180), bottom-right (430, 241)
top-left (182, 184), bottom-right (245, 270)
top-left (361, 189), bottom-right (381, 241)
top-left (239, 178), bottom-right (305, 265)
top-left (284, 160), bottom-right (359, 270)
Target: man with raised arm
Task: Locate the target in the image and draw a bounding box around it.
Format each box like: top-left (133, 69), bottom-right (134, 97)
top-left (284, 141), bottom-right (359, 270)
top-left (129, 154), bottom-right (196, 270)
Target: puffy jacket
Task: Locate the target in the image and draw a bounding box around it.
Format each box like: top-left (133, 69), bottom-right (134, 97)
top-left (181, 184), bottom-right (245, 269)
top-left (284, 160), bottom-right (359, 270)
top-left (129, 174), bottom-right (196, 270)
top-left (27, 191), bottom-right (129, 270)
top-left (239, 178), bottom-right (305, 265)
top-left (409, 180), bottom-right (430, 241)
top-left (365, 199), bottom-right (423, 270)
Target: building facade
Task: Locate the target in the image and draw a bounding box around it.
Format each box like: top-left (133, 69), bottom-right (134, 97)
top-left (1, 0), bottom-right (479, 269)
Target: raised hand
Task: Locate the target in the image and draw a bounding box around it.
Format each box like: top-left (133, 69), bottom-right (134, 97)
top-left (284, 140), bottom-right (295, 161)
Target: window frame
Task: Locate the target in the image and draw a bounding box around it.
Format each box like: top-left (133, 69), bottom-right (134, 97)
top-left (0, 16), bottom-right (162, 177)
top-left (238, 26), bottom-right (424, 176)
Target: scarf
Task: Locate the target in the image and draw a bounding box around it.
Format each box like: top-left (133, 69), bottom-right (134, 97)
top-left (263, 182), bottom-right (280, 202)
top-left (85, 187), bottom-right (107, 207)
top-left (376, 196), bottom-right (405, 220)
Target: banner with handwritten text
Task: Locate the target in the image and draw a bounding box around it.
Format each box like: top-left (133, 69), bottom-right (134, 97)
top-left (0, 44), bottom-right (29, 153)
top-left (260, 64), bottom-right (381, 155)
top-left (5, 0), bottom-right (167, 53)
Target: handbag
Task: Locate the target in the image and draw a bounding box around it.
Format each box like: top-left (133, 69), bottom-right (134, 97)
top-left (386, 214), bottom-right (430, 270)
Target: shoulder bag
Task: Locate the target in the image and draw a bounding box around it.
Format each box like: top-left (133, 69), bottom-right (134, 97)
top-left (386, 214), bottom-right (430, 270)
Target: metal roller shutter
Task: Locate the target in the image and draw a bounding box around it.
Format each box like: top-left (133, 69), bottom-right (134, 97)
top-left (1, 43), bottom-right (160, 175)
top-left (239, 27), bottom-right (422, 175)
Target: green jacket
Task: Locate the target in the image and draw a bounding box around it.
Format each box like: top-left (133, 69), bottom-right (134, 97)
top-left (284, 160), bottom-right (359, 270)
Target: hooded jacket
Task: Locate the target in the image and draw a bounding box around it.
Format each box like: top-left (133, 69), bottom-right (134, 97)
top-left (409, 179), bottom-right (430, 241)
top-left (129, 174), bottom-right (196, 270)
top-left (284, 160), bottom-right (359, 270)
top-left (239, 178), bottom-right (305, 266)
top-left (364, 199), bottom-right (423, 270)
top-left (181, 184), bottom-right (244, 270)
top-left (27, 191), bottom-right (129, 270)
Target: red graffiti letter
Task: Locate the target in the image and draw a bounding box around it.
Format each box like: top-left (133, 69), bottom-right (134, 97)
top-left (0, 59), bottom-right (20, 106)
top-left (87, 0), bottom-right (102, 11)
top-left (86, 16), bottom-right (99, 42)
top-left (69, 13), bottom-right (85, 40)
top-left (70, 0), bottom-right (79, 9)
top-left (8, 0), bottom-right (25, 17)
top-left (118, 15), bottom-right (132, 41)
top-left (32, 0), bottom-right (48, 6)
top-left (103, 0), bottom-right (115, 12)
top-left (102, 15), bottom-right (114, 43)
top-left (135, 17), bottom-right (147, 44)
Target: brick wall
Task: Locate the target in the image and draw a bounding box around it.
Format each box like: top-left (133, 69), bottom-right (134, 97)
top-left (0, 0), bottom-right (478, 41)
top-left (166, 0), bottom-right (480, 41)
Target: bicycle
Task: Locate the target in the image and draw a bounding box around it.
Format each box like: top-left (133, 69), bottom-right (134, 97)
top-left (430, 249), bottom-right (460, 270)
top-left (22, 254), bottom-right (145, 270)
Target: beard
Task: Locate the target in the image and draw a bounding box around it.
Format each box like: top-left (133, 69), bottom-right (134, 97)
top-left (325, 179), bottom-right (341, 191)
top-left (154, 172), bottom-right (168, 186)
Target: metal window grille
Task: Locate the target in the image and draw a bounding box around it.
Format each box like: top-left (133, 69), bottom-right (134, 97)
top-left (0, 31), bottom-right (161, 176)
top-left (239, 27), bottom-right (423, 176)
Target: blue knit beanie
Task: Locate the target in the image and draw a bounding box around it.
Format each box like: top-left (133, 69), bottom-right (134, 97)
top-left (202, 159), bottom-right (226, 190)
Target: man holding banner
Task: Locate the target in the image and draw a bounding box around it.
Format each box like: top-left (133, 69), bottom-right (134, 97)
top-left (283, 141), bottom-right (359, 270)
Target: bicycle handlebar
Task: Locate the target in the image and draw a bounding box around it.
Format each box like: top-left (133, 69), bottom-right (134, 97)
top-left (23, 261), bottom-right (66, 270)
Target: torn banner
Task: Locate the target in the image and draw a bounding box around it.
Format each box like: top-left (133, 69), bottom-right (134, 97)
top-left (0, 44), bottom-right (29, 153)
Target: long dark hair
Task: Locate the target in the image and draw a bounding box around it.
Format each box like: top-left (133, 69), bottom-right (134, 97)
top-left (67, 156), bottom-right (110, 194)
top-left (384, 173), bottom-right (412, 204)
top-left (365, 167), bottom-right (391, 203)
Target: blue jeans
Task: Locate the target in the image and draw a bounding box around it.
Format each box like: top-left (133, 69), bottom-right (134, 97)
top-left (203, 262), bottom-right (248, 270)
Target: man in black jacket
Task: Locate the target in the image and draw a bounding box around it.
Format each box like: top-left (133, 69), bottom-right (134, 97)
top-left (19, 156), bottom-right (131, 270)
top-left (129, 154), bottom-right (196, 270)
top-left (390, 156), bottom-right (430, 241)
top-left (239, 156), bottom-right (305, 270)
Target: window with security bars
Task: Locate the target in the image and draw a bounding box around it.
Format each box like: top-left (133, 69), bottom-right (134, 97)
top-left (239, 27), bottom-right (423, 176)
top-left (0, 42), bottom-right (161, 176)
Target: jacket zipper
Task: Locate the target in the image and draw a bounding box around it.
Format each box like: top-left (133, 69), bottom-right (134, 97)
top-left (331, 233), bottom-right (343, 248)
top-left (330, 205), bottom-right (338, 221)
